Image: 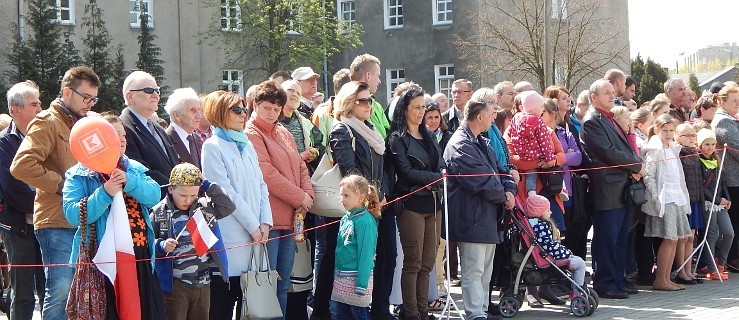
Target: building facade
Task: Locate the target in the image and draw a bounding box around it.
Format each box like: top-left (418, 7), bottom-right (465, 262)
top-left (681, 43), bottom-right (739, 74)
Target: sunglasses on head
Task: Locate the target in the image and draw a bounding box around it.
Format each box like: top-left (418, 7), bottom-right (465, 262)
top-left (129, 87), bottom-right (160, 95)
top-left (424, 102), bottom-right (440, 110)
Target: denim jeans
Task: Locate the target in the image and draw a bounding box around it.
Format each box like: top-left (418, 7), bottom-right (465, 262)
top-left (266, 229), bottom-right (296, 320)
top-left (330, 300), bottom-right (370, 320)
top-left (35, 228), bottom-right (75, 320)
top-left (1, 225), bottom-right (45, 320)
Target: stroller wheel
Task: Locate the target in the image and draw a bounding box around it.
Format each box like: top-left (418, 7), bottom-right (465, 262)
top-left (570, 296), bottom-right (590, 317)
top-left (587, 288), bottom-right (599, 309)
top-left (586, 295), bottom-right (597, 316)
top-left (499, 296), bottom-right (519, 318)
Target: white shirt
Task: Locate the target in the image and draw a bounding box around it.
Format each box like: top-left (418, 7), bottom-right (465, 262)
top-left (171, 122), bottom-right (191, 153)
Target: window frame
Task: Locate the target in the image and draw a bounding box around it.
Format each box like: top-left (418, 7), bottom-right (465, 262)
top-left (434, 64), bottom-right (454, 106)
top-left (337, 0), bottom-right (356, 34)
top-left (432, 0), bottom-right (452, 26)
top-left (222, 69), bottom-right (245, 96)
top-left (220, 0), bottom-right (242, 32)
top-left (287, 2), bottom-right (303, 35)
top-left (383, 0), bottom-right (403, 30)
top-left (56, 0), bottom-right (75, 25)
top-left (129, 0), bottom-right (154, 29)
top-left (386, 68), bottom-right (406, 103)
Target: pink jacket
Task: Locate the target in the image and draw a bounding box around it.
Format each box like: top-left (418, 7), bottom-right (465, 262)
top-left (246, 117), bottom-right (314, 230)
top-left (508, 113), bottom-right (556, 162)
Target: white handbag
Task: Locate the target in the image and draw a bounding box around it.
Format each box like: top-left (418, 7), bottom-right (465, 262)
top-left (240, 244), bottom-right (282, 320)
top-left (310, 124), bottom-right (355, 218)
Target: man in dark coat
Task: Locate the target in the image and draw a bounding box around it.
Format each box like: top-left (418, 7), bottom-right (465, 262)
top-left (444, 99), bottom-right (516, 320)
top-left (120, 71), bottom-right (179, 196)
top-left (163, 88), bottom-right (203, 169)
top-left (580, 79), bottom-right (643, 299)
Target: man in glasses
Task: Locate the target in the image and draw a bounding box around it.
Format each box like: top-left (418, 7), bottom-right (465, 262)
top-left (10, 66), bottom-right (101, 320)
top-left (120, 71), bottom-right (179, 196)
top-left (443, 79), bottom-right (474, 134)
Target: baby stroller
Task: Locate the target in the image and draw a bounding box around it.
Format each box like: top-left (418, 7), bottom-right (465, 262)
top-left (494, 206), bottom-right (599, 317)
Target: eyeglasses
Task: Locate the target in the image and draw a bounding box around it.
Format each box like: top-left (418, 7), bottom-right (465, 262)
top-left (70, 88), bottom-right (99, 105)
top-left (679, 134), bottom-right (697, 138)
top-left (230, 101), bottom-right (247, 115)
top-left (129, 87), bottom-right (160, 95)
top-left (451, 90), bottom-right (471, 95)
top-left (355, 98), bottom-right (372, 106)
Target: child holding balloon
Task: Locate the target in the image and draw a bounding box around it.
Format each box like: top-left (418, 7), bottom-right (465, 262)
top-left (63, 113), bottom-right (165, 319)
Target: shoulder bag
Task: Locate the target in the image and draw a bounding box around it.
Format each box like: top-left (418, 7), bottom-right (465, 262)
top-left (66, 197), bottom-right (107, 320)
top-left (538, 166), bottom-right (564, 196)
top-left (310, 123), bottom-right (355, 218)
top-left (289, 239), bottom-right (313, 292)
top-left (241, 243), bottom-right (282, 319)
top-left (625, 178), bottom-right (648, 206)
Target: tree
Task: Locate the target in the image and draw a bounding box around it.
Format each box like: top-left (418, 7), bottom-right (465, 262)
top-left (205, 0), bottom-right (363, 83)
top-left (630, 54), bottom-right (668, 105)
top-left (135, 8), bottom-right (167, 98)
top-left (7, 0), bottom-right (68, 104)
top-left (82, 0), bottom-right (118, 112)
top-left (688, 73), bottom-right (700, 96)
top-left (110, 44), bottom-right (128, 110)
top-left (59, 30), bottom-right (82, 74)
top-left (455, 0), bottom-right (628, 91)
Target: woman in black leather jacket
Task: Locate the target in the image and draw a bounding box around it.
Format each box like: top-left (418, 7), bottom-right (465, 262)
top-left (388, 89), bottom-right (444, 320)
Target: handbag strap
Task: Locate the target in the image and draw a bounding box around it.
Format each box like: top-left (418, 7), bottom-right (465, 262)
top-left (249, 243), bottom-right (273, 272)
top-left (78, 197), bottom-right (98, 256)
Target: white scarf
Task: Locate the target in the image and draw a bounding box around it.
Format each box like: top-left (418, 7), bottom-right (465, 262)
top-left (342, 116), bottom-right (386, 155)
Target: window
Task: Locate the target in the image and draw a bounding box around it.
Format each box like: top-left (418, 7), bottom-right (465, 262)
top-left (222, 70), bottom-right (244, 96)
top-left (130, 0), bottom-right (153, 28)
top-left (56, 0), bottom-right (75, 25)
top-left (386, 69), bottom-right (405, 102)
top-left (337, 0), bottom-right (356, 32)
top-left (433, 0), bottom-right (452, 25)
top-left (221, 0), bottom-right (242, 32)
top-left (287, 3), bottom-right (302, 35)
top-left (384, 0), bottom-right (403, 29)
top-left (434, 64), bottom-right (454, 105)
top-left (551, 0), bottom-right (568, 20)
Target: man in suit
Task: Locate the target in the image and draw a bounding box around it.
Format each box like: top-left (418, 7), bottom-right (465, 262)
top-left (443, 79), bottom-right (473, 134)
top-left (580, 79), bottom-right (643, 299)
top-left (163, 88), bottom-right (202, 169)
top-left (120, 71), bottom-right (179, 194)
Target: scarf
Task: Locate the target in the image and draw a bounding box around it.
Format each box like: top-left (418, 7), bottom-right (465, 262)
top-left (341, 117), bottom-right (386, 155)
top-left (54, 99), bottom-right (83, 123)
top-left (487, 126), bottom-right (509, 168)
top-left (214, 127), bottom-right (250, 154)
top-left (700, 157), bottom-right (718, 170)
top-left (569, 114), bottom-right (581, 134)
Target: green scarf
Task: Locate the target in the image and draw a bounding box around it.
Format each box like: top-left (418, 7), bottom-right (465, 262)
top-left (700, 157), bottom-right (718, 170)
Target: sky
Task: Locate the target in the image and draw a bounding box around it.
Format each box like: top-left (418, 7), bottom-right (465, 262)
top-left (628, 0), bottom-right (739, 68)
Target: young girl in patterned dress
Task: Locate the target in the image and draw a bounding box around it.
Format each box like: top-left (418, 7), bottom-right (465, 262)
top-left (330, 175), bottom-right (380, 320)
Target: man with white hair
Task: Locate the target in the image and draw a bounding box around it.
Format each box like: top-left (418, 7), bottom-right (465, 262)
top-left (664, 78), bottom-right (688, 123)
top-left (120, 71), bottom-right (179, 192)
top-left (0, 81), bottom-right (44, 319)
top-left (432, 92), bottom-right (450, 113)
top-left (164, 88), bottom-right (202, 169)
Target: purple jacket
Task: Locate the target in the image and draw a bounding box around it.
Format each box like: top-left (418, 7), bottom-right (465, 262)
top-left (555, 127), bottom-right (582, 197)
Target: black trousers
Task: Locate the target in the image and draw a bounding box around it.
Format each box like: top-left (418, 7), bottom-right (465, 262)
top-left (209, 276), bottom-right (242, 320)
top-left (727, 187), bottom-right (739, 262)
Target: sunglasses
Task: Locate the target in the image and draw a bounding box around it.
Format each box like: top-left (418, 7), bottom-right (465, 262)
top-left (230, 100), bottom-right (247, 115)
top-left (70, 88), bottom-right (99, 104)
top-left (425, 102), bottom-right (440, 110)
top-left (355, 98), bottom-right (373, 105)
top-left (129, 87), bottom-right (160, 95)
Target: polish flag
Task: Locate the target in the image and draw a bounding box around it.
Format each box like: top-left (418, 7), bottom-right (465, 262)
top-left (94, 192), bottom-right (141, 320)
top-left (186, 209), bottom-right (218, 257)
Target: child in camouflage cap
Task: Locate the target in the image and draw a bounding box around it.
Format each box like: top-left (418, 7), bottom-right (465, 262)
top-left (150, 163), bottom-right (236, 320)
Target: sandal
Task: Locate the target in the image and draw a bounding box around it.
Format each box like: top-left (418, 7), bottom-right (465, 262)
top-left (428, 296), bottom-right (446, 310)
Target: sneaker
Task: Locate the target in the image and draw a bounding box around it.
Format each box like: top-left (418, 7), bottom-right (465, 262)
top-left (559, 191), bottom-right (569, 202)
top-left (706, 271), bottom-right (724, 280)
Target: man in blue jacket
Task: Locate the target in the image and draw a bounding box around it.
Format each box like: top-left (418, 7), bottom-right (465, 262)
top-left (0, 81), bottom-right (44, 320)
top-left (444, 98), bottom-right (516, 320)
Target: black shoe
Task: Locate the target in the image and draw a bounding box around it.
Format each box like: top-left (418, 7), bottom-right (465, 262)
top-left (486, 314), bottom-right (502, 320)
top-left (487, 303), bottom-right (501, 315)
top-left (620, 286), bottom-right (639, 294)
top-left (636, 275), bottom-right (656, 286)
top-left (674, 276), bottom-right (697, 285)
top-left (695, 278), bottom-right (704, 284)
top-left (596, 290), bottom-right (629, 299)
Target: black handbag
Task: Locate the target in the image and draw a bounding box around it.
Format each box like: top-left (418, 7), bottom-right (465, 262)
top-left (538, 166), bottom-right (564, 196)
top-left (625, 179), bottom-right (648, 206)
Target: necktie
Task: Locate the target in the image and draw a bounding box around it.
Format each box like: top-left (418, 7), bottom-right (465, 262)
top-left (147, 120), bottom-right (168, 156)
top-left (187, 134), bottom-right (200, 166)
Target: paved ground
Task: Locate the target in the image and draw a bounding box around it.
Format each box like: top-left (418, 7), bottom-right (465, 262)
top-left (433, 276), bottom-right (739, 320)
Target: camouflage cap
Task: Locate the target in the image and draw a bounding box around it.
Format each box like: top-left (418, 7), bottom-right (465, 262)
top-left (169, 163), bottom-right (203, 186)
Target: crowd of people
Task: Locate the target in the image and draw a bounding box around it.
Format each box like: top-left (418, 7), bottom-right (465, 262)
top-left (0, 53), bottom-right (737, 320)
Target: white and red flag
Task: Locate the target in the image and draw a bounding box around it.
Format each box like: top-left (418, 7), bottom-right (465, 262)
top-left (185, 209), bottom-right (218, 257)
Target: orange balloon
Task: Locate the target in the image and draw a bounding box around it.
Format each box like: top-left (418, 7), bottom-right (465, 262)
top-left (69, 117), bottom-right (122, 174)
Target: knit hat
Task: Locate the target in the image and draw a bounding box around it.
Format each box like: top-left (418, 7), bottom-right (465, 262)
top-left (697, 128), bottom-right (717, 147)
top-left (169, 163), bottom-right (203, 186)
top-left (520, 91), bottom-right (545, 114)
top-left (524, 195), bottom-right (550, 218)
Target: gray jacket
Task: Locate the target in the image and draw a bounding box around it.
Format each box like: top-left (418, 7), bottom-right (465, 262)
top-left (711, 108), bottom-right (739, 187)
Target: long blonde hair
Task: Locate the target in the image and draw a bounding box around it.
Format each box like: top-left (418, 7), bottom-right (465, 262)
top-left (339, 175), bottom-right (381, 218)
